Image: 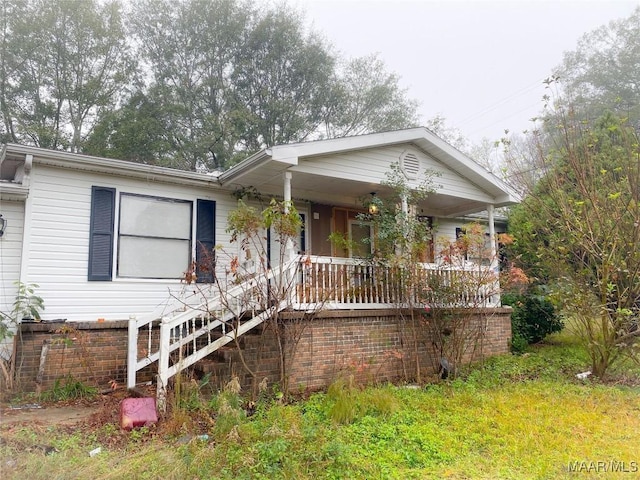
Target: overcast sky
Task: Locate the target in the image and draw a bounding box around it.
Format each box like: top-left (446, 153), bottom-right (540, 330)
top-left (295, 0), bottom-right (639, 144)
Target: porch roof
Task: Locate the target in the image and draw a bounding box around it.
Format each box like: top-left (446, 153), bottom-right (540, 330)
top-left (219, 127), bottom-right (520, 217)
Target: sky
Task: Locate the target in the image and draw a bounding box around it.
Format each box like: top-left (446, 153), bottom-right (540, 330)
top-left (295, 0), bottom-right (639, 144)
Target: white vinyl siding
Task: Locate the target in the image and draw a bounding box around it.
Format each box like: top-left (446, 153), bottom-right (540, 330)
top-left (292, 145), bottom-right (495, 203)
top-left (0, 200), bottom-right (24, 317)
top-left (22, 164), bottom-right (236, 322)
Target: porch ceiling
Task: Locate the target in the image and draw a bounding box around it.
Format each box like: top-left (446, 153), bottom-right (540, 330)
top-left (222, 162), bottom-right (492, 217)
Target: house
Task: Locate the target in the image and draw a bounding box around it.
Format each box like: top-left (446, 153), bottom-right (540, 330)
top-left (0, 127), bottom-right (518, 397)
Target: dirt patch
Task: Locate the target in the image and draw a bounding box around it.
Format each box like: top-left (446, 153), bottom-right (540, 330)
top-left (0, 404), bottom-right (101, 426)
top-left (0, 387), bottom-right (150, 428)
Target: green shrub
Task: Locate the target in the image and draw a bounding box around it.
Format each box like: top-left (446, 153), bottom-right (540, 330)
top-left (503, 290), bottom-right (563, 350)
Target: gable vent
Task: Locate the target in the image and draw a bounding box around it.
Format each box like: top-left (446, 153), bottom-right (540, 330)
top-left (400, 151), bottom-right (420, 179)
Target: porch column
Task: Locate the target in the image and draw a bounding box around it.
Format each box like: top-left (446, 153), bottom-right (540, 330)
top-left (401, 194), bottom-right (408, 216)
top-left (397, 194), bottom-right (409, 256)
top-left (283, 172), bottom-right (295, 260)
top-left (487, 204), bottom-right (498, 271)
top-left (487, 204), bottom-right (500, 306)
top-left (283, 172), bottom-right (292, 211)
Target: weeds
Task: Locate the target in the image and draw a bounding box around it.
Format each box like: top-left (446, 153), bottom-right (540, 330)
top-left (323, 376), bottom-right (401, 425)
top-left (2, 337), bottom-right (639, 479)
top-left (327, 376), bottom-right (360, 424)
top-left (38, 375), bottom-right (98, 402)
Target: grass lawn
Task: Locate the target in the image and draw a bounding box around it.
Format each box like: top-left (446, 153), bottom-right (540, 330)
top-left (1, 332), bottom-right (639, 479)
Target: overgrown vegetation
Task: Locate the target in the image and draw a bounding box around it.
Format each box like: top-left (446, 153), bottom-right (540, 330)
top-left (178, 198), bottom-right (328, 398)
top-left (508, 109), bottom-right (640, 377)
top-left (503, 289), bottom-right (563, 353)
top-left (1, 335), bottom-right (639, 479)
top-left (0, 282), bottom-right (45, 392)
top-left (344, 164), bottom-right (526, 381)
top-left (38, 375), bottom-right (98, 403)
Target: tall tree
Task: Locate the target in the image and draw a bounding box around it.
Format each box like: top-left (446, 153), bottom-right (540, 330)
top-left (4, 0), bottom-right (424, 170)
top-left (1, 0), bottom-right (62, 147)
top-left (554, 6), bottom-right (640, 127)
top-left (83, 90), bottom-right (174, 165)
top-left (230, 4), bottom-right (335, 152)
top-left (130, 0), bottom-right (252, 171)
top-left (508, 110), bottom-right (640, 377)
top-left (0, 0), bottom-right (23, 143)
top-left (322, 54), bottom-right (419, 138)
top-left (0, 0), bottom-right (133, 151)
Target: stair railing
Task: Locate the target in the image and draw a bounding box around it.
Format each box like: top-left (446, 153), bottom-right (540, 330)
top-left (127, 255), bottom-right (301, 409)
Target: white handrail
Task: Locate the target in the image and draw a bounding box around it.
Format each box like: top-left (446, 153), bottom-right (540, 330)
top-left (127, 255), bottom-right (301, 392)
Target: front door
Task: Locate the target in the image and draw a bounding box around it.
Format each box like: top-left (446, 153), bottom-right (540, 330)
top-left (332, 207), bottom-right (372, 258)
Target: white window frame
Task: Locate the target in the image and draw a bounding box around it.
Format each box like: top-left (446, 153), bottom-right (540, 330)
top-left (117, 193), bottom-right (193, 279)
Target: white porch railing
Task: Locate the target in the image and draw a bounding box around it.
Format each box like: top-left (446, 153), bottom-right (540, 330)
top-left (128, 255), bottom-right (499, 407)
top-left (294, 256), bottom-right (500, 309)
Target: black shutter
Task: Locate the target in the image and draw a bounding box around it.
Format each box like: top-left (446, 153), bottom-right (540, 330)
top-left (88, 186), bottom-right (115, 281)
top-left (196, 200), bottom-right (216, 283)
top-left (299, 213), bottom-right (306, 253)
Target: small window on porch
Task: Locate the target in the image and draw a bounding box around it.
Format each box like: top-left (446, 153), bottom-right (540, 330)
top-left (348, 220), bottom-right (373, 258)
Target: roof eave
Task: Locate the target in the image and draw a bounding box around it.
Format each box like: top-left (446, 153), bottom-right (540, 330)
top-left (218, 149), bottom-right (272, 185)
top-left (2, 144), bottom-right (222, 187)
top-left (219, 148), bottom-right (299, 186)
top-left (0, 183), bottom-right (29, 200)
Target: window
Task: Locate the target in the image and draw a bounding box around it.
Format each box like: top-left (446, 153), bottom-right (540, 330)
top-left (349, 220), bottom-right (373, 258)
top-left (88, 187), bottom-right (217, 281)
top-left (456, 227), bottom-right (491, 265)
top-left (118, 194), bottom-right (192, 279)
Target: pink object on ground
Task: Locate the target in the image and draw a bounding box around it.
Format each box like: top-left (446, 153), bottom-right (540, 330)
top-left (119, 397), bottom-right (158, 430)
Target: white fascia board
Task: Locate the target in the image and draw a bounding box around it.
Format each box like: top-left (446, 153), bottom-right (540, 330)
top-left (270, 128), bottom-right (428, 159)
top-left (218, 149), bottom-right (271, 185)
top-left (271, 128), bottom-right (521, 203)
top-left (414, 132), bottom-right (521, 201)
top-left (493, 192), bottom-right (521, 206)
top-left (0, 183), bottom-right (29, 200)
top-left (218, 148), bottom-right (298, 186)
top-left (3, 143), bottom-right (222, 188)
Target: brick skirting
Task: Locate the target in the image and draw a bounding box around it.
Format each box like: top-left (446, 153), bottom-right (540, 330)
top-left (12, 308), bottom-right (512, 393)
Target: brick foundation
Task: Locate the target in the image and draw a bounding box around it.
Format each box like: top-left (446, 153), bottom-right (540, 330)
top-left (12, 308), bottom-right (511, 393)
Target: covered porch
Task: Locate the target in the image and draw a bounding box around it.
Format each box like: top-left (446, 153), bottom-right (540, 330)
top-left (219, 127), bottom-right (518, 273)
